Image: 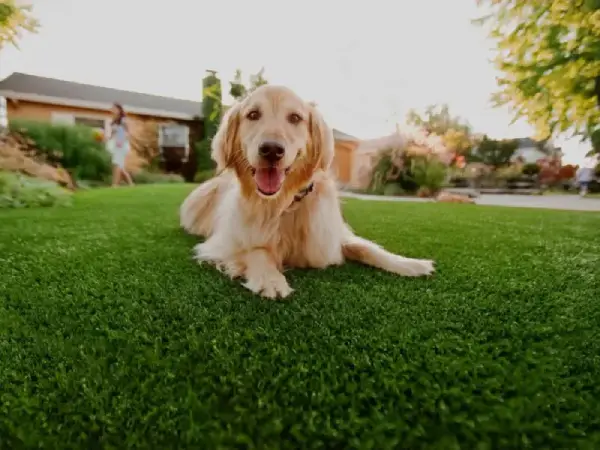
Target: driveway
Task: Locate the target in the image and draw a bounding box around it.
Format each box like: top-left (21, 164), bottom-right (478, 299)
top-left (341, 192), bottom-right (600, 212)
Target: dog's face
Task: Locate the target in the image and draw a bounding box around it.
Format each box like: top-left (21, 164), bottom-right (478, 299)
top-left (211, 85), bottom-right (334, 199)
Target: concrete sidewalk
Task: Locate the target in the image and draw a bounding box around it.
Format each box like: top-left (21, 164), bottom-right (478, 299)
top-left (340, 191), bottom-right (600, 212)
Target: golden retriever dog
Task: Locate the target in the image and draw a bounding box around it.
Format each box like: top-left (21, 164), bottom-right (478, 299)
top-left (180, 85), bottom-right (434, 299)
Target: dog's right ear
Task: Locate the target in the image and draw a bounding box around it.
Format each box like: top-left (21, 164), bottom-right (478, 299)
top-left (307, 103), bottom-right (334, 171)
top-left (211, 103), bottom-right (241, 172)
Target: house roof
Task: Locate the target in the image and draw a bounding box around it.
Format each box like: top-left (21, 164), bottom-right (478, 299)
top-left (332, 129), bottom-right (359, 142)
top-left (0, 72), bottom-right (203, 120)
top-left (514, 137), bottom-right (536, 147)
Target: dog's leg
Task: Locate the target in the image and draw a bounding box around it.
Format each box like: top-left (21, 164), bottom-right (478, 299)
top-left (194, 243), bottom-right (291, 299)
top-left (342, 234), bottom-right (435, 277)
top-left (241, 248), bottom-right (293, 299)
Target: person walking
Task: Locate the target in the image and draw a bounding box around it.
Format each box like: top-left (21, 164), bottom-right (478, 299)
top-left (106, 103), bottom-right (134, 187)
top-left (576, 154), bottom-right (598, 197)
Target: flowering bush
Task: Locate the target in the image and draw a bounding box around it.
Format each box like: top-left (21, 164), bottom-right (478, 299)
top-left (558, 164), bottom-right (577, 181)
top-left (366, 126), bottom-right (452, 196)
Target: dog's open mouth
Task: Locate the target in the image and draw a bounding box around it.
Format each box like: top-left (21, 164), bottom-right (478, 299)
top-left (253, 167), bottom-right (286, 196)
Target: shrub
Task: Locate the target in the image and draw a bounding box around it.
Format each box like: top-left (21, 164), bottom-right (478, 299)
top-left (495, 165), bottom-right (523, 180)
top-left (9, 120), bottom-right (112, 181)
top-left (407, 156), bottom-right (447, 196)
top-left (195, 140), bottom-right (215, 172)
top-left (194, 169), bottom-right (215, 184)
top-left (383, 182), bottom-right (405, 196)
top-left (0, 171), bottom-right (72, 208)
top-left (369, 152), bottom-right (447, 196)
top-left (132, 170), bottom-right (184, 184)
top-left (557, 164), bottom-right (576, 180)
top-left (368, 151), bottom-right (394, 194)
top-left (522, 163), bottom-right (541, 176)
top-left (0, 133), bottom-right (75, 188)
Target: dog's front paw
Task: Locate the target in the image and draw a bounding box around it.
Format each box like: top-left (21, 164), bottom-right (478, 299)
top-left (193, 243), bottom-right (211, 262)
top-left (243, 271), bottom-right (293, 299)
top-left (393, 257), bottom-right (435, 277)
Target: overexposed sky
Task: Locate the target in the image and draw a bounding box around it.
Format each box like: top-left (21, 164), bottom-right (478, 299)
top-left (0, 0), bottom-right (591, 164)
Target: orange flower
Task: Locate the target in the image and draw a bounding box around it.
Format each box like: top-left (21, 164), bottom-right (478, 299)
top-left (93, 129), bottom-right (105, 142)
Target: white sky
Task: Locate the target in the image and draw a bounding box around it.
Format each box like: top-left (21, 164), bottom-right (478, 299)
top-left (0, 0), bottom-right (591, 164)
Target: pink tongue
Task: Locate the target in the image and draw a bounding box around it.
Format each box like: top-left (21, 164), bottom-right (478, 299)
top-left (254, 167), bottom-right (284, 195)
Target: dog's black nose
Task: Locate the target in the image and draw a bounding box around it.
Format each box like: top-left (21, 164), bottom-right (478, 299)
top-left (258, 142), bottom-right (285, 163)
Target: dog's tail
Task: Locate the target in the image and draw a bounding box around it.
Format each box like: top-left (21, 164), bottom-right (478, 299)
top-left (342, 231), bottom-right (435, 277)
top-left (180, 176), bottom-right (225, 237)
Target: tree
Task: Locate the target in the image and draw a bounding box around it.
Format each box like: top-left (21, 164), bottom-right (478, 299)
top-left (474, 0), bottom-right (600, 152)
top-left (196, 70), bottom-right (223, 173)
top-left (406, 104), bottom-right (475, 155)
top-left (202, 70), bottom-right (222, 140)
top-left (195, 68), bottom-right (269, 175)
top-left (229, 67), bottom-right (269, 100)
top-left (0, 0), bottom-right (39, 50)
top-left (469, 135), bottom-right (519, 168)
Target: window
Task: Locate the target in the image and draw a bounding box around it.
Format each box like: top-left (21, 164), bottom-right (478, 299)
top-left (158, 124), bottom-right (189, 147)
top-left (74, 116), bottom-right (106, 130)
top-left (51, 112), bottom-right (75, 125)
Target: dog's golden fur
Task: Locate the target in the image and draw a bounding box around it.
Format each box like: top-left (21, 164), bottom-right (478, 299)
top-left (180, 85), bottom-right (434, 299)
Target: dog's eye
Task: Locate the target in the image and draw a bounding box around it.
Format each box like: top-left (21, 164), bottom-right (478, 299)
top-left (246, 110), bottom-right (261, 121)
top-left (288, 113), bottom-right (303, 125)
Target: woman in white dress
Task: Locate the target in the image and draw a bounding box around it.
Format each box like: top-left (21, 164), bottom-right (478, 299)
top-left (106, 103), bottom-right (134, 187)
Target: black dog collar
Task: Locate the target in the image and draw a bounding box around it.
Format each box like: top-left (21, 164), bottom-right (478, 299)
top-left (293, 182), bottom-right (314, 203)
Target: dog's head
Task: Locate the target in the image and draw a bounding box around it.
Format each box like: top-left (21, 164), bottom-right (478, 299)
top-left (211, 85), bottom-right (334, 199)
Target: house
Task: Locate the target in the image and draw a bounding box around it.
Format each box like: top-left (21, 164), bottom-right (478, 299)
top-left (0, 72), bottom-right (359, 184)
top-left (347, 128), bottom-right (452, 190)
top-left (332, 128), bottom-right (360, 186)
top-left (0, 72), bottom-right (204, 180)
top-left (509, 137), bottom-right (562, 164)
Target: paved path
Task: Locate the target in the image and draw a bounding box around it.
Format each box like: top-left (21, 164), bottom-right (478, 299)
top-left (341, 192), bottom-right (600, 212)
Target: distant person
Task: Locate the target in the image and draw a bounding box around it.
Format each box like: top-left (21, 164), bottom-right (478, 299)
top-left (106, 103), bottom-right (134, 187)
top-left (576, 154), bottom-right (598, 197)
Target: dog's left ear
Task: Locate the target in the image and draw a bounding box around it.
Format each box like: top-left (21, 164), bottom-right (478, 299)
top-left (307, 104), bottom-right (334, 171)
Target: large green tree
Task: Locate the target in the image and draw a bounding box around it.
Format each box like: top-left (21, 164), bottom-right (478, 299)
top-left (0, 0), bottom-right (38, 50)
top-left (469, 135), bottom-right (519, 168)
top-left (406, 104), bottom-right (475, 155)
top-left (475, 0), bottom-right (600, 151)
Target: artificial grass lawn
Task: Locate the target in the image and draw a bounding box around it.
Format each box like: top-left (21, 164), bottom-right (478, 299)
top-left (1, 184), bottom-right (599, 449)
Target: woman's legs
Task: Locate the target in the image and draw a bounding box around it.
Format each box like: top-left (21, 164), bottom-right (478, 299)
top-left (121, 168), bottom-right (134, 186)
top-left (111, 164), bottom-right (122, 187)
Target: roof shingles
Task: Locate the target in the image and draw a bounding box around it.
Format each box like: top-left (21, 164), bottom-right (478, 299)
top-left (0, 72), bottom-right (202, 118)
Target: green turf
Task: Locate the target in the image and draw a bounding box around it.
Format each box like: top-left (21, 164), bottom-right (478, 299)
top-left (1, 185), bottom-right (600, 449)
